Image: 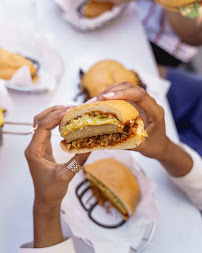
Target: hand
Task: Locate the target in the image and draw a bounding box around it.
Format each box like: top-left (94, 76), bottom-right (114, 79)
top-left (93, 82), bottom-right (193, 177)
top-left (95, 82), bottom-right (169, 160)
top-left (25, 106), bottom-right (90, 212)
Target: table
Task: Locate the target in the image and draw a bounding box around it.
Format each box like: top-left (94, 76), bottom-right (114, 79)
top-left (0, 1), bottom-right (201, 253)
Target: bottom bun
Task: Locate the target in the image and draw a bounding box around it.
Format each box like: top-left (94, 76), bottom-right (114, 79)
top-left (60, 133), bottom-right (145, 154)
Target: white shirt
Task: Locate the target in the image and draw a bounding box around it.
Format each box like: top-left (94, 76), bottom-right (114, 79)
top-left (18, 143), bottom-right (202, 252)
top-left (171, 144), bottom-right (202, 210)
top-left (136, 0), bottom-right (198, 62)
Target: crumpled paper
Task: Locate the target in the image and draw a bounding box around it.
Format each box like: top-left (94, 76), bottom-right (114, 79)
top-left (61, 150), bottom-right (158, 253)
top-left (0, 22), bottom-right (63, 92)
top-left (54, 0), bottom-right (128, 31)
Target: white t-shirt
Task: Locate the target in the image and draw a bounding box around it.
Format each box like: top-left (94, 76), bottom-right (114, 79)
top-left (136, 0), bottom-right (197, 62)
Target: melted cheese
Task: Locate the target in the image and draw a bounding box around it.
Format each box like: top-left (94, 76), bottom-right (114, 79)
top-left (62, 114), bottom-right (120, 137)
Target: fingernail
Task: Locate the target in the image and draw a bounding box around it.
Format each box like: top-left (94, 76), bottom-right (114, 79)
top-left (85, 97), bottom-right (97, 104)
top-left (103, 92), bottom-right (115, 98)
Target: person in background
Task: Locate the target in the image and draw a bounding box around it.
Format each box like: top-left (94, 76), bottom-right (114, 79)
top-left (95, 0), bottom-right (202, 156)
top-left (98, 0), bottom-right (202, 66)
top-left (158, 65), bottom-right (202, 156)
top-left (136, 0), bottom-right (201, 66)
top-left (19, 83), bottom-right (202, 252)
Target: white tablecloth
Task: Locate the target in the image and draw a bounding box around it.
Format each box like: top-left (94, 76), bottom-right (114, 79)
top-left (0, 1), bottom-right (201, 253)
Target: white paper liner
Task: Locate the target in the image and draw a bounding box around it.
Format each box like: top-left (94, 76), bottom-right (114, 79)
top-left (54, 0), bottom-right (128, 31)
top-left (62, 150), bottom-right (157, 253)
top-left (0, 22), bottom-right (63, 92)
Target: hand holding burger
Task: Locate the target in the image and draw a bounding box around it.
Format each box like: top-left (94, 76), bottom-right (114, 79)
top-left (95, 82), bottom-right (193, 177)
top-left (25, 106), bottom-right (90, 248)
top-left (95, 82), bottom-right (168, 159)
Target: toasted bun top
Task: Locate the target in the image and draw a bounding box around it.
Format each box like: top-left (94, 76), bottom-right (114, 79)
top-left (84, 158), bottom-right (141, 216)
top-left (155, 0), bottom-right (198, 9)
top-left (83, 1), bottom-right (114, 18)
top-left (59, 100), bottom-right (139, 132)
top-left (81, 60), bottom-right (140, 98)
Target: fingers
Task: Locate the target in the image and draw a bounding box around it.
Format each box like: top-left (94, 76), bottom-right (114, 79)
top-left (33, 105), bottom-right (66, 126)
top-left (84, 81), bottom-right (163, 128)
top-left (28, 107), bottom-right (69, 156)
top-left (74, 152), bottom-right (91, 166)
top-left (96, 82), bottom-right (134, 102)
top-left (85, 81), bottom-right (162, 125)
top-left (59, 153), bottom-right (91, 182)
top-left (33, 105), bottom-right (74, 126)
top-left (62, 152), bottom-right (91, 170)
top-left (32, 109), bottom-right (67, 141)
top-left (103, 84), bottom-right (145, 101)
top-left (85, 97), bottom-right (98, 104)
top-left (84, 82), bottom-right (134, 104)
top-left (102, 84), bottom-right (162, 122)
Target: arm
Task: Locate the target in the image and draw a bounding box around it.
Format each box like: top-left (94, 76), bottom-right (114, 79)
top-left (25, 106), bottom-right (90, 248)
top-left (157, 138), bottom-right (193, 177)
top-left (94, 82), bottom-right (202, 209)
top-left (33, 204), bottom-right (62, 248)
top-left (165, 9), bottom-right (202, 46)
top-left (100, 84), bottom-right (193, 178)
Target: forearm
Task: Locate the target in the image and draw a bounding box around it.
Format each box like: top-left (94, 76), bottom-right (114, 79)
top-left (158, 139), bottom-right (193, 177)
top-left (34, 201), bottom-right (63, 248)
top-left (166, 9), bottom-right (202, 46)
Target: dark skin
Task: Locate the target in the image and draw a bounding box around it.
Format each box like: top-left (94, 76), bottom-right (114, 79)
top-left (165, 8), bottom-right (202, 46)
top-left (94, 82), bottom-right (193, 177)
top-left (96, 0), bottom-right (202, 46)
top-left (25, 105), bottom-right (90, 248)
top-left (26, 84), bottom-right (193, 248)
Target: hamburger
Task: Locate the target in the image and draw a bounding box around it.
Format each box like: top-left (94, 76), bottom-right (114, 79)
top-left (155, 0), bottom-right (202, 18)
top-left (82, 1), bottom-right (114, 18)
top-left (80, 60), bottom-right (145, 98)
top-left (59, 100), bottom-right (147, 154)
top-left (83, 158), bottom-right (141, 219)
top-left (0, 48), bottom-right (38, 80)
